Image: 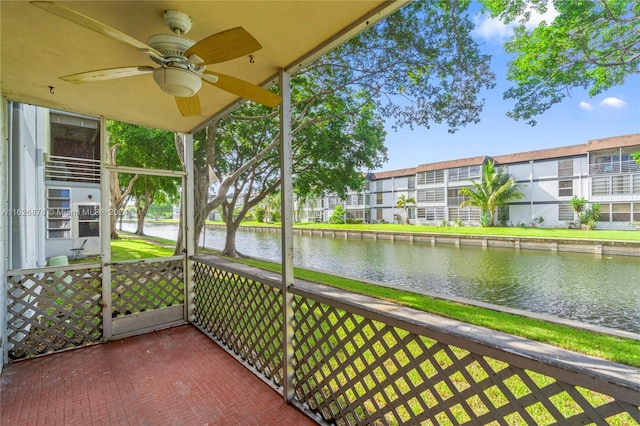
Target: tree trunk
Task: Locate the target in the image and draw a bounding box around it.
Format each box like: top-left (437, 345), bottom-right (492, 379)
top-left (136, 198), bottom-right (149, 235)
top-left (110, 212), bottom-right (120, 239)
top-left (220, 220), bottom-right (241, 258)
top-left (220, 201), bottom-right (243, 258)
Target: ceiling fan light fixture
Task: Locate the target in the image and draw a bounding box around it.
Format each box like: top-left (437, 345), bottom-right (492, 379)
top-left (153, 68), bottom-right (202, 97)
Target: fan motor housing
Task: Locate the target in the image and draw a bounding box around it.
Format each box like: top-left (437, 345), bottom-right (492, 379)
top-left (153, 68), bottom-right (202, 97)
top-left (147, 34), bottom-right (195, 62)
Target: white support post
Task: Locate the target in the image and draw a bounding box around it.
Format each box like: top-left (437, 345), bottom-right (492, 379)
top-left (279, 69), bottom-right (295, 402)
top-left (99, 117), bottom-right (112, 340)
top-left (182, 133), bottom-right (195, 322)
top-left (1, 97), bottom-right (8, 366)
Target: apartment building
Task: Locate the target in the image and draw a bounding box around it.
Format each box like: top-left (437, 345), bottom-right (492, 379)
top-left (297, 134), bottom-right (640, 230)
top-left (8, 103), bottom-right (101, 268)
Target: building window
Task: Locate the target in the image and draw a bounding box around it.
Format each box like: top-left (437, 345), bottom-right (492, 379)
top-left (376, 209), bottom-right (383, 220)
top-left (592, 176), bottom-right (610, 195)
top-left (497, 206), bottom-right (509, 223)
top-left (447, 188), bottom-right (468, 206)
top-left (558, 159), bottom-right (573, 177)
top-left (559, 204), bottom-right (574, 221)
top-left (558, 180), bottom-right (573, 197)
top-left (634, 175), bottom-right (640, 194)
top-left (417, 170), bottom-right (444, 185)
top-left (376, 193), bottom-right (383, 205)
top-left (77, 204), bottom-right (100, 237)
top-left (408, 176), bottom-right (415, 189)
top-left (634, 203), bottom-right (640, 221)
top-left (417, 188), bottom-right (444, 203)
top-left (448, 207), bottom-right (480, 222)
top-left (47, 188), bottom-right (71, 239)
top-left (612, 203), bottom-right (631, 222)
top-left (357, 194), bottom-right (364, 205)
top-left (612, 175), bottom-right (630, 195)
top-left (376, 180), bottom-right (383, 192)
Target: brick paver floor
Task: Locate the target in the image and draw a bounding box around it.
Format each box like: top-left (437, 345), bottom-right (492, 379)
top-left (1, 325), bottom-right (317, 425)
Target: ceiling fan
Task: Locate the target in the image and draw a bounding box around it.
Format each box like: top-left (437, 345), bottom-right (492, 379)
top-left (31, 2), bottom-right (282, 116)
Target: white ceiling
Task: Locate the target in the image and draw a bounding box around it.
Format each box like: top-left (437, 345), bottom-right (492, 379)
top-left (1, 1), bottom-right (405, 133)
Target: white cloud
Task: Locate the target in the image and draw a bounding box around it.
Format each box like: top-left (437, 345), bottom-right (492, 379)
top-left (579, 101), bottom-right (593, 111)
top-left (472, 15), bottom-right (513, 41)
top-left (472, 2), bottom-right (559, 42)
top-left (599, 97), bottom-right (627, 109)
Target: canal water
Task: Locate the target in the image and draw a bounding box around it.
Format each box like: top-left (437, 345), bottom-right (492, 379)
top-left (121, 222), bottom-right (640, 334)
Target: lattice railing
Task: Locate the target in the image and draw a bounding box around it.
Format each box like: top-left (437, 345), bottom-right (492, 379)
top-left (6, 264), bottom-right (103, 359)
top-left (110, 257), bottom-right (184, 317)
top-left (193, 261), bottom-right (284, 387)
top-left (192, 257), bottom-right (640, 425)
top-left (291, 295), bottom-right (639, 425)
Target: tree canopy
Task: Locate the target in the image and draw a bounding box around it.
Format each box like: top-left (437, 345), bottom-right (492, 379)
top-left (177, 0), bottom-right (498, 255)
top-left (106, 121), bottom-right (181, 237)
top-left (482, 0), bottom-right (640, 124)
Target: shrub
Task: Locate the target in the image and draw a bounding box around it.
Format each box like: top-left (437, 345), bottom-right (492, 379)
top-left (329, 205), bottom-right (346, 224)
top-left (254, 206), bottom-right (265, 223)
top-left (479, 213), bottom-right (491, 227)
top-left (579, 203), bottom-right (600, 229)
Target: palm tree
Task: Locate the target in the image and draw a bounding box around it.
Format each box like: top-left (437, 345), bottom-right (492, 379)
top-left (396, 194), bottom-right (416, 225)
top-left (459, 161), bottom-right (524, 226)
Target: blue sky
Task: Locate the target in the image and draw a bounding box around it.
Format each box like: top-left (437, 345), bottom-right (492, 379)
top-left (375, 7), bottom-right (640, 172)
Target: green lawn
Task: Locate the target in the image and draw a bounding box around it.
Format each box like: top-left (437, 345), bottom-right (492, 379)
top-left (91, 234), bottom-right (639, 367)
top-left (223, 220), bottom-right (640, 241)
top-left (234, 256), bottom-right (639, 367)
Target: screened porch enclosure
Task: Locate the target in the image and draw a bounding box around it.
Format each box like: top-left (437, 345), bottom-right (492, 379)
top-left (2, 1), bottom-right (639, 424)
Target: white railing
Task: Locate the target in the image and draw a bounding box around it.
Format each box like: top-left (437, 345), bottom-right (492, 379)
top-left (192, 256), bottom-right (639, 425)
top-left (589, 159), bottom-right (640, 175)
top-left (45, 155), bottom-right (100, 183)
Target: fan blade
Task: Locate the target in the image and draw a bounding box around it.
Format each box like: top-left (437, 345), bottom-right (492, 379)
top-left (61, 66), bottom-right (155, 83)
top-left (31, 2), bottom-right (163, 58)
top-left (203, 71), bottom-right (281, 108)
top-left (185, 27), bottom-right (262, 65)
top-left (175, 95), bottom-right (201, 117)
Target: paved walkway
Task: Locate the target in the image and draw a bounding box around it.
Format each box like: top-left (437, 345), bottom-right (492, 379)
top-left (1, 325), bottom-right (316, 425)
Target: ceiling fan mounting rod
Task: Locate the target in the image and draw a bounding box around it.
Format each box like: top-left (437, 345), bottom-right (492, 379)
top-left (163, 10), bottom-right (192, 36)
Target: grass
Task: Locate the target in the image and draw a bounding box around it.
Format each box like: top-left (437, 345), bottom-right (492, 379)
top-left (111, 235), bottom-right (175, 260)
top-left (79, 234), bottom-right (640, 367)
top-left (233, 256), bottom-right (640, 368)
top-left (217, 220), bottom-right (640, 242)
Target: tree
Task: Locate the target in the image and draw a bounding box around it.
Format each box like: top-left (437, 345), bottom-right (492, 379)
top-left (459, 161), bottom-right (524, 226)
top-left (481, 0), bottom-right (640, 124)
top-left (211, 86), bottom-right (386, 257)
top-left (106, 144), bottom-right (138, 239)
top-left (106, 121), bottom-right (181, 237)
top-left (174, 1), bottom-right (496, 255)
top-left (396, 194), bottom-right (416, 225)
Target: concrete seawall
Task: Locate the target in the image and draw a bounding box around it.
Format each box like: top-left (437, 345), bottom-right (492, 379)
top-left (211, 224), bottom-right (640, 257)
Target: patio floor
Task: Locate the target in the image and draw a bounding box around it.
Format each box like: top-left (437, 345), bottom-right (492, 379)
top-left (1, 325), bottom-right (316, 425)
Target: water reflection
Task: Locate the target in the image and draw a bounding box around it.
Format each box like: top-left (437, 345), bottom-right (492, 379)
top-left (122, 222), bottom-right (640, 333)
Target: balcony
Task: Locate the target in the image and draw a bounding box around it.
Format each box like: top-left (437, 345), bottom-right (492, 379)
top-left (3, 256), bottom-right (637, 425)
top-left (589, 159), bottom-right (640, 175)
top-left (1, 325), bottom-right (314, 424)
top-left (45, 155), bottom-right (100, 184)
